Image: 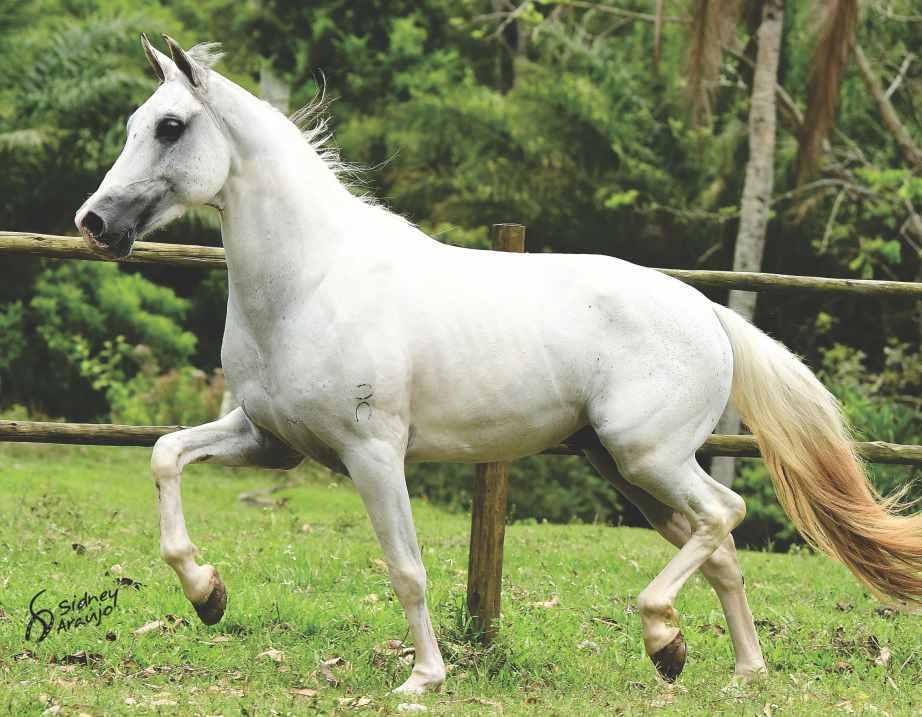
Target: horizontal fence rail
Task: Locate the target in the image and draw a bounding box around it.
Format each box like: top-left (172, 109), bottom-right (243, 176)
top-left (2, 419), bottom-right (922, 465)
top-left (0, 231), bottom-right (226, 269)
top-left (4, 231), bottom-right (922, 297)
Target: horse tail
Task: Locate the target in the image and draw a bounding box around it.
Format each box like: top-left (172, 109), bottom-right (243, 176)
top-left (712, 303), bottom-right (922, 604)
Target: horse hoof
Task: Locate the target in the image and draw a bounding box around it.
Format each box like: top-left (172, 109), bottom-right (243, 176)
top-left (650, 630), bottom-right (687, 682)
top-left (193, 571), bottom-right (227, 626)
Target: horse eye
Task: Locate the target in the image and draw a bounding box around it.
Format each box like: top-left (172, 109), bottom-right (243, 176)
top-left (156, 117), bottom-right (185, 142)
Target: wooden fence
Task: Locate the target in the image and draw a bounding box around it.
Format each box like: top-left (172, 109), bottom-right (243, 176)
top-left (5, 230), bottom-right (922, 296)
top-left (3, 227), bottom-right (922, 643)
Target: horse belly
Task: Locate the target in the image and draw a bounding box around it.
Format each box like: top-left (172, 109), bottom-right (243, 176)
top-left (403, 320), bottom-right (589, 463)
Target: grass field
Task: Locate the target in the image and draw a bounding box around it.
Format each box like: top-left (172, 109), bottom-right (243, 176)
top-left (0, 442), bottom-right (919, 716)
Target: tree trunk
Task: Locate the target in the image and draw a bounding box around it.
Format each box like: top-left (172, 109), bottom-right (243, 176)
top-left (711, 0), bottom-right (784, 487)
top-left (853, 44), bottom-right (922, 172)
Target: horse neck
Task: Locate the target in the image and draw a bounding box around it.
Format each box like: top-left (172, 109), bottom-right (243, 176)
top-left (212, 78), bottom-right (363, 321)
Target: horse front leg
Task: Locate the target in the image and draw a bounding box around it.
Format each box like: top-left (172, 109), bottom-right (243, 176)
top-left (342, 442), bottom-right (446, 694)
top-left (150, 407), bottom-right (301, 624)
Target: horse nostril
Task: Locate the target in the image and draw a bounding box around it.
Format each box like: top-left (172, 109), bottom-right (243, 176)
top-left (81, 211), bottom-right (106, 239)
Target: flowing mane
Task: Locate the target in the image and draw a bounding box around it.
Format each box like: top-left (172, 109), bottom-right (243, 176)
top-left (189, 41), bottom-right (373, 200)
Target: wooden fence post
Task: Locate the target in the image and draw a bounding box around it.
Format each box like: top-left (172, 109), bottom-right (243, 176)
top-left (466, 223), bottom-right (525, 644)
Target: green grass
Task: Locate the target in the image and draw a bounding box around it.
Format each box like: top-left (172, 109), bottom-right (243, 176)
top-left (0, 443), bottom-right (919, 716)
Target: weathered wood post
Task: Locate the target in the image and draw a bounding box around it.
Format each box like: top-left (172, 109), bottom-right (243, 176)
top-left (466, 223), bottom-right (525, 644)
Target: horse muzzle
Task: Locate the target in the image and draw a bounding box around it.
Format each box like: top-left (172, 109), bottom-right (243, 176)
top-left (76, 208), bottom-right (137, 259)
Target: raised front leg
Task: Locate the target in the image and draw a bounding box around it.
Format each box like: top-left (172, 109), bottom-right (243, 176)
top-left (342, 441), bottom-right (446, 694)
top-left (151, 408), bottom-right (301, 624)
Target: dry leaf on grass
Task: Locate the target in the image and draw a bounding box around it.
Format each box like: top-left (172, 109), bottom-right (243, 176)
top-left (318, 657), bottom-right (345, 686)
top-left (238, 487), bottom-right (289, 509)
top-left (134, 620), bottom-right (161, 636)
top-left (114, 576), bottom-right (144, 591)
top-left (132, 619), bottom-right (187, 637)
top-left (873, 645), bottom-right (892, 667)
top-left (698, 623), bottom-right (726, 636)
top-left (52, 651), bottom-right (102, 666)
top-left (531, 596), bottom-right (560, 609)
top-left (372, 639), bottom-right (415, 667)
top-left (337, 696), bottom-right (372, 708)
top-left (290, 688), bottom-right (318, 699)
top-left (257, 648), bottom-right (284, 663)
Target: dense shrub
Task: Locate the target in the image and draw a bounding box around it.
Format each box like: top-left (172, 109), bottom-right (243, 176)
top-left (407, 454), bottom-right (626, 526)
top-left (0, 262), bottom-right (197, 420)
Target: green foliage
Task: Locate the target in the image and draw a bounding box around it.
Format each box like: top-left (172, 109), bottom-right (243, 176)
top-left (2, 262), bottom-right (196, 419)
top-left (408, 455), bottom-right (624, 526)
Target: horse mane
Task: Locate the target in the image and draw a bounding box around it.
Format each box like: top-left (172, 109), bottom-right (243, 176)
top-left (187, 42), bottom-right (226, 68)
top-left (187, 42), bottom-right (375, 202)
top-left (287, 80), bottom-right (371, 195)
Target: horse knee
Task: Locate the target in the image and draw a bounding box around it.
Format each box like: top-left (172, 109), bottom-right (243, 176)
top-left (151, 434), bottom-right (183, 483)
top-left (389, 562), bottom-right (427, 605)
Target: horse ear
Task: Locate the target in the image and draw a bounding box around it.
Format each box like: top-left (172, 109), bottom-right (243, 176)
top-left (140, 32), bottom-right (167, 83)
top-left (161, 34), bottom-right (202, 88)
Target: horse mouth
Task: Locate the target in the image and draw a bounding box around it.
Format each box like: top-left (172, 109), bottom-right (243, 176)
top-left (80, 226), bottom-right (136, 259)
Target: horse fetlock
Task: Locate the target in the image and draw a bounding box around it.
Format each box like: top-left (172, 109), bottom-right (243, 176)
top-left (159, 539), bottom-right (197, 567)
top-left (733, 660), bottom-right (768, 680)
top-left (637, 590), bottom-right (676, 624)
top-left (638, 591), bottom-right (681, 658)
top-left (393, 665), bottom-right (446, 695)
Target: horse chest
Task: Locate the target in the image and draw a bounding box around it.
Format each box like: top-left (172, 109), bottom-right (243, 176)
top-left (221, 321), bottom-right (348, 459)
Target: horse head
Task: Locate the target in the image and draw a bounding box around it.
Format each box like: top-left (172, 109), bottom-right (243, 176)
top-left (74, 34), bottom-right (230, 258)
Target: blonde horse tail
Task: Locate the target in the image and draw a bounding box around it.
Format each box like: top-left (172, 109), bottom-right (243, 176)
top-left (713, 303), bottom-right (922, 604)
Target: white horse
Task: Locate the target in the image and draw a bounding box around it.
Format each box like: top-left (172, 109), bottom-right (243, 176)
top-left (75, 35), bottom-right (922, 693)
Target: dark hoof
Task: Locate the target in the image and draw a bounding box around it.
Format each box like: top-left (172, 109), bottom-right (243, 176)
top-left (650, 631), bottom-right (687, 682)
top-left (193, 571), bottom-right (227, 626)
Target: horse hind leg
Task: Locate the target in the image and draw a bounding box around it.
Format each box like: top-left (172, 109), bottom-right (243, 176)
top-left (588, 425), bottom-right (747, 680)
top-left (584, 443), bottom-right (766, 678)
